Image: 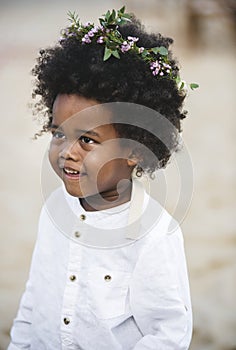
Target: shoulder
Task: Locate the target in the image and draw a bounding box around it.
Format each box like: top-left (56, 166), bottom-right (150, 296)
top-left (131, 189), bottom-right (187, 288)
top-left (131, 192), bottom-right (186, 290)
top-left (38, 186), bottom-right (78, 238)
top-left (140, 190), bottom-right (183, 245)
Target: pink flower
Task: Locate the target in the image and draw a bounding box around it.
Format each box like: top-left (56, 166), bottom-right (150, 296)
top-left (97, 36), bottom-right (104, 44)
top-left (138, 47), bottom-right (145, 53)
top-left (121, 41), bottom-right (131, 52)
top-left (93, 26), bottom-right (101, 33)
top-left (163, 63), bottom-right (171, 69)
top-left (150, 61), bottom-right (160, 70)
top-left (88, 30), bottom-right (95, 37)
top-left (127, 36), bottom-right (139, 42)
top-left (82, 34), bottom-right (92, 44)
top-left (152, 68), bottom-right (160, 76)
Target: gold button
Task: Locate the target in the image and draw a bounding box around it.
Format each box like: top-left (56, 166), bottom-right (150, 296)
top-left (70, 275), bottom-right (76, 281)
top-left (104, 274), bottom-right (112, 282)
top-left (74, 231), bottom-right (81, 238)
top-left (80, 214), bottom-right (86, 221)
top-left (63, 317), bottom-right (70, 325)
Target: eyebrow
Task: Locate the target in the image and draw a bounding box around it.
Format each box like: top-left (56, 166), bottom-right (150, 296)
top-left (50, 124), bottom-right (61, 130)
top-left (50, 124), bottom-right (100, 138)
top-left (75, 129), bottom-right (100, 137)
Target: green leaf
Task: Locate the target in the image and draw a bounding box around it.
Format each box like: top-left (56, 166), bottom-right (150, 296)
top-left (159, 46), bottom-right (168, 55)
top-left (141, 49), bottom-right (149, 58)
top-left (67, 11), bottom-right (79, 24)
top-left (103, 47), bottom-right (112, 61)
top-left (99, 18), bottom-right (106, 27)
top-left (112, 50), bottom-right (120, 59)
top-left (180, 82), bottom-right (185, 90)
top-left (151, 47), bottom-right (159, 55)
top-left (175, 76), bottom-right (181, 84)
top-left (117, 5), bottom-right (132, 23)
top-left (117, 18), bottom-right (131, 25)
top-left (120, 13), bottom-right (132, 19)
top-left (190, 83), bottom-right (199, 90)
top-left (152, 46), bottom-right (168, 56)
top-left (105, 10), bottom-right (111, 21)
top-left (119, 6), bottom-right (126, 14)
top-left (111, 9), bottom-right (116, 21)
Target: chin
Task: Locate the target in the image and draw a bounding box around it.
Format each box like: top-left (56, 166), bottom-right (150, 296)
top-left (63, 185), bottom-right (82, 198)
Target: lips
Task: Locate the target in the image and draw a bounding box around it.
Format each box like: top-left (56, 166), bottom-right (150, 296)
top-left (61, 166), bottom-right (85, 180)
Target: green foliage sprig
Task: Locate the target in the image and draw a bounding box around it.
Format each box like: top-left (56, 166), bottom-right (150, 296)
top-left (60, 7), bottom-right (199, 92)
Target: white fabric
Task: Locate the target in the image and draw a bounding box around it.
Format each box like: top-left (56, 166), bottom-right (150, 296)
top-left (8, 181), bottom-right (192, 350)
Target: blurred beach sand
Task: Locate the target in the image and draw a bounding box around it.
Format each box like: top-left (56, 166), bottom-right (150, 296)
top-left (0, 1), bottom-right (235, 349)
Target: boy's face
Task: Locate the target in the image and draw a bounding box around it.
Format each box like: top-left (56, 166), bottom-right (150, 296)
top-left (49, 94), bottom-right (136, 210)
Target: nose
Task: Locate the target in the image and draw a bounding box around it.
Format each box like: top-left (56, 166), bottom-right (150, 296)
top-left (59, 140), bottom-right (81, 161)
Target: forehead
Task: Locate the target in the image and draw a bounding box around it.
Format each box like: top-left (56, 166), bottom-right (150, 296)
top-left (52, 94), bottom-right (113, 131)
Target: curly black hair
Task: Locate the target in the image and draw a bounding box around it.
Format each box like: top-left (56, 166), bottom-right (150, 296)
top-left (32, 15), bottom-right (187, 174)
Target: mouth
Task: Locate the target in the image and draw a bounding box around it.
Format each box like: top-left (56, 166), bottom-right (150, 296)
top-left (62, 167), bottom-right (84, 179)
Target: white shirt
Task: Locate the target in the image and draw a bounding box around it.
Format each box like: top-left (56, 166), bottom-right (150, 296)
top-left (8, 180), bottom-right (192, 350)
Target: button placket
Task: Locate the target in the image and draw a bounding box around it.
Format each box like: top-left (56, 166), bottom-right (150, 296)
top-left (73, 213), bottom-right (86, 239)
top-left (61, 240), bottom-right (82, 346)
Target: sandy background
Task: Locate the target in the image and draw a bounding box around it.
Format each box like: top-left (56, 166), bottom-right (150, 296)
top-left (0, 0), bottom-right (235, 349)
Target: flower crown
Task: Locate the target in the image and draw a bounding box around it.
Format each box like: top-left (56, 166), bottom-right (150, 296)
top-left (60, 7), bottom-right (198, 91)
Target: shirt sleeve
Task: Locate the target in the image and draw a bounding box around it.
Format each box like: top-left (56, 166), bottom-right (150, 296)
top-left (7, 207), bottom-right (45, 350)
top-left (7, 278), bottom-right (33, 350)
top-left (130, 225), bottom-right (192, 350)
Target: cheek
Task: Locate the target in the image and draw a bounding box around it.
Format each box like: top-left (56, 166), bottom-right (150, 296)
top-left (83, 150), bottom-right (104, 168)
top-left (84, 152), bottom-right (115, 177)
top-left (88, 144), bottom-right (126, 165)
top-left (82, 145), bottom-right (130, 180)
top-left (48, 143), bottom-right (59, 168)
top-left (98, 159), bottom-right (129, 180)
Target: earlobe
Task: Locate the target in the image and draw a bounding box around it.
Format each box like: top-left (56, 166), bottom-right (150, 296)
top-left (127, 152), bottom-right (141, 167)
top-left (127, 158), bottom-right (138, 167)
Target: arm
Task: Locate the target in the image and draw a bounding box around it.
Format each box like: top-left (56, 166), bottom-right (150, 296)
top-left (7, 279), bottom-right (33, 350)
top-left (130, 226), bottom-right (192, 350)
top-left (132, 303), bottom-right (191, 350)
top-left (7, 207), bottom-right (45, 350)
top-left (8, 188), bottom-right (69, 349)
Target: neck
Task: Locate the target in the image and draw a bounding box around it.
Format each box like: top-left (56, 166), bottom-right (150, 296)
top-left (79, 181), bottom-right (132, 212)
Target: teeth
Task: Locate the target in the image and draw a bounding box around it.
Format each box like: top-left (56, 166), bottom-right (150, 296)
top-left (64, 168), bottom-right (79, 175)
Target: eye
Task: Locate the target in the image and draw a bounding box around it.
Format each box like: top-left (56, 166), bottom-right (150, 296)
top-left (52, 130), bottom-right (65, 139)
top-left (80, 135), bottom-right (95, 144)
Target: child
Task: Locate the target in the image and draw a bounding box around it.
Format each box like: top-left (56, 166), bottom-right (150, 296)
top-left (8, 7), bottom-right (193, 350)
